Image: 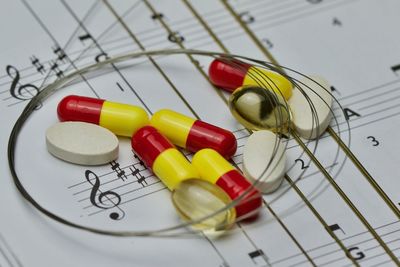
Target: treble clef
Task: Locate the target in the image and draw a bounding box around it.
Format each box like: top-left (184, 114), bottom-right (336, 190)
top-left (6, 65), bottom-right (40, 101)
top-left (85, 170), bottom-right (125, 220)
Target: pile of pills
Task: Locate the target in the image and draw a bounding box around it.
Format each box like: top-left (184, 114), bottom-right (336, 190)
top-left (209, 57), bottom-right (333, 193)
top-left (47, 94), bottom-right (262, 231)
top-left (45, 57), bottom-right (332, 231)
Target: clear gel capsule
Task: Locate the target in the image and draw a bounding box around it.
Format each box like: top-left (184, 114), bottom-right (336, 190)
top-left (229, 86), bottom-right (291, 134)
top-left (172, 178), bottom-right (236, 231)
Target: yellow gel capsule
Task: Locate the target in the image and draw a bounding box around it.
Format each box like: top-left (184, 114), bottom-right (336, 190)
top-left (172, 178), bottom-right (236, 231)
top-left (229, 86), bottom-right (291, 134)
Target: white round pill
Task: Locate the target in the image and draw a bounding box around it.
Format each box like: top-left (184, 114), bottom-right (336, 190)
top-left (46, 121), bottom-right (119, 165)
top-left (288, 76), bottom-right (332, 139)
top-left (243, 130), bottom-right (286, 194)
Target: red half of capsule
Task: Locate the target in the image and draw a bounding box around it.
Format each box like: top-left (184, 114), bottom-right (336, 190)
top-left (208, 58), bottom-right (251, 92)
top-left (216, 170), bottom-right (262, 218)
top-left (131, 126), bottom-right (174, 168)
top-left (57, 95), bottom-right (105, 124)
top-left (186, 120), bottom-right (237, 159)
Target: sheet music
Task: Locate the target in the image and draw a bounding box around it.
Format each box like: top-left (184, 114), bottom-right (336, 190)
top-left (1, 0), bottom-right (400, 266)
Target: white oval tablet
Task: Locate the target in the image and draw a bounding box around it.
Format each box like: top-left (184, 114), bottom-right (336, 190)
top-left (243, 130), bottom-right (286, 194)
top-left (46, 121), bottom-right (119, 165)
top-left (288, 76), bottom-right (332, 139)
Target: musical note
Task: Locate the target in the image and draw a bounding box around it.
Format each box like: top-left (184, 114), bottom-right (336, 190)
top-left (116, 82), bottom-right (125, 92)
top-left (85, 170), bottom-right (125, 220)
top-left (239, 11), bottom-right (255, 24)
top-left (130, 167), bottom-right (139, 176)
top-left (332, 17), bottom-right (342, 26)
top-left (328, 223), bottom-right (345, 235)
top-left (167, 31), bottom-right (185, 43)
top-left (133, 152), bottom-right (145, 167)
top-left (129, 166), bottom-right (147, 187)
top-left (391, 63), bottom-right (400, 75)
top-left (95, 52), bottom-right (109, 63)
top-left (6, 65), bottom-right (40, 101)
top-left (49, 61), bottom-right (64, 78)
top-left (110, 160), bottom-right (127, 181)
top-left (52, 46), bottom-right (67, 62)
top-left (262, 38), bottom-right (273, 49)
top-left (151, 13), bottom-right (164, 20)
top-left (30, 56), bottom-right (46, 74)
top-left (192, 59), bottom-right (204, 69)
top-left (248, 249), bottom-right (269, 265)
top-left (78, 33), bottom-right (92, 44)
top-left (330, 85), bottom-right (341, 96)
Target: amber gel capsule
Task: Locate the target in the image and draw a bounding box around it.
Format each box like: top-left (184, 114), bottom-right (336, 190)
top-left (229, 86), bottom-right (291, 134)
top-left (131, 126), bottom-right (236, 230)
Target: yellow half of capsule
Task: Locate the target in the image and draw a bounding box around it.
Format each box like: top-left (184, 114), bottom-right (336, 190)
top-left (99, 101), bottom-right (149, 137)
top-left (150, 109), bottom-right (196, 147)
top-left (243, 66), bottom-right (293, 100)
top-left (153, 148), bottom-right (199, 190)
top-left (192, 148), bottom-right (235, 184)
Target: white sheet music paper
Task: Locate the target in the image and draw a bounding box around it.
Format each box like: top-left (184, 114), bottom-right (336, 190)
top-left (1, 0), bottom-right (400, 266)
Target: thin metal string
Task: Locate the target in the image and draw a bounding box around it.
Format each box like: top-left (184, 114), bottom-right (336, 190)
top-left (7, 48), bottom-right (344, 237)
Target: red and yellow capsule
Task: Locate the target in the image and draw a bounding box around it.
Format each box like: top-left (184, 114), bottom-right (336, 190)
top-left (150, 109), bottom-right (237, 159)
top-left (131, 126), bottom-right (198, 190)
top-left (57, 95), bottom-right (149, 137)
top-left (192, 149), bottom-right (262, 218)
top-left (132, 126), bottom-right (237, 230)
top-left (208, 58), bottom-right (293, 100)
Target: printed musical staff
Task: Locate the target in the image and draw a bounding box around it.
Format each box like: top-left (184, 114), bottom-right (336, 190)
top-left (70, 153), bottom-right (161, 220)
top-left (0, 0), bottom-right (354, 110)
top-left (2, 0), bottom-right (400, 266)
